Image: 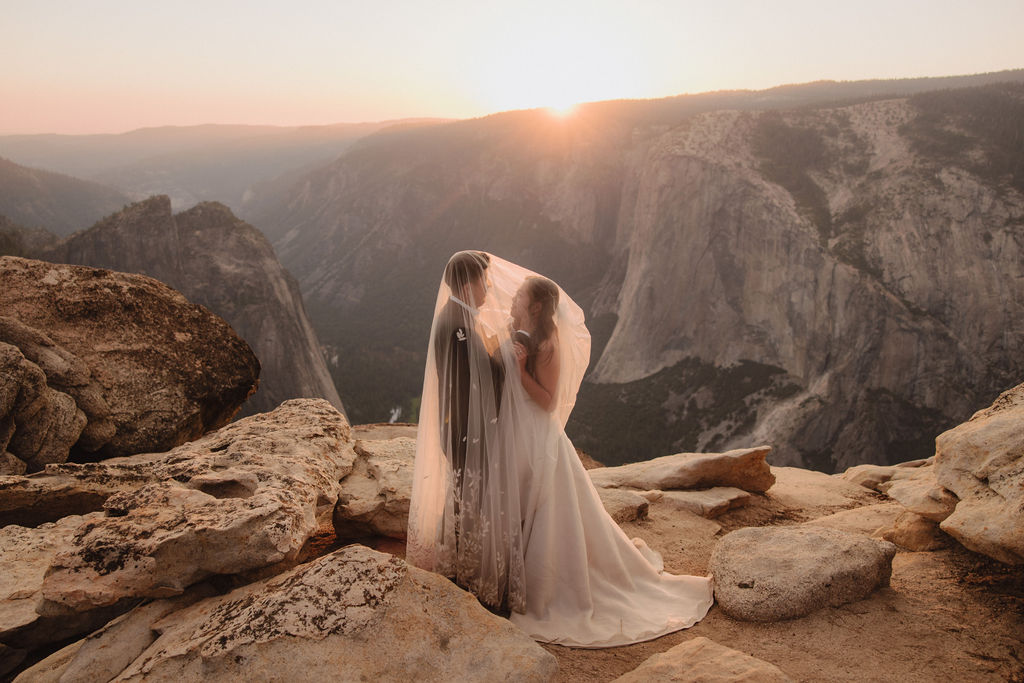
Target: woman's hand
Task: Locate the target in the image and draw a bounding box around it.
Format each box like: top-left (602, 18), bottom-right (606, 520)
top-left (513, 341), bottom-right (528, 372)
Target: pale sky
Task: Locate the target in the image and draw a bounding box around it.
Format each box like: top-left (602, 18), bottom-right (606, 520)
top-left (3, 0), bottom-right (1023, 135)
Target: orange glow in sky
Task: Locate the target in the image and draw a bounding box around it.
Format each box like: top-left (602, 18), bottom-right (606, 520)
top-left (2, 0), bottom-right (1024, 134)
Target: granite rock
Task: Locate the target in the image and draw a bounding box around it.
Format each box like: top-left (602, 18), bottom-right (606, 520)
top-left (589, 447), bottom-right (774, 493)
top-left (54, 545), bottom-right (559, 682)
top-left (934, 382), bottom-right (1024, 564)
top-left (0, 256), bottom-right (260, 458)
top-left (710, 526), bottom-right (897, 621)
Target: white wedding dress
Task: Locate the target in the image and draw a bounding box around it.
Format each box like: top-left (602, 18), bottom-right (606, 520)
top-left (507, 374), bottom-right (713, 647)
top-left (407, 251), bottom-right (713, 648)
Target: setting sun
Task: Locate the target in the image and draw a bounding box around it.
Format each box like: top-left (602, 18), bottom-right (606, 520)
top-left (547, 103), bottom-right (578, 118)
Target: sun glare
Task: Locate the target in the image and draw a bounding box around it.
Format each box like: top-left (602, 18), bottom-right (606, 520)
top-left (547, 103), bottom-right (577, 118)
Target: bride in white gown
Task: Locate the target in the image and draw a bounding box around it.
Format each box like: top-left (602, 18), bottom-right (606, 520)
top-left (407, 251), bottom-right (713, 648)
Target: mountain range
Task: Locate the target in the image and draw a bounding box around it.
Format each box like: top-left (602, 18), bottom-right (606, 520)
top-left (3, 70), bottom-right (1023, 471)
top-left (249, 71), bottom-right (1024, 471)
top-left (0, 120), bottom-right (448, 216)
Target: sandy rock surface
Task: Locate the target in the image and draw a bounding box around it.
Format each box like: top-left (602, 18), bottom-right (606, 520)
top-left (613, 636), bottom-right (793, 682)
top-left (589, 447), bottom-right (775, 493)
top-left (0, 256), bottom-right (259, 459)
top-left (934, 382), bottom-right (1024, 564)
top-left (710, 526), bottom-right (898, 622)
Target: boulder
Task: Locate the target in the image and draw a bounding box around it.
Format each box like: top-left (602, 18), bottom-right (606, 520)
top-left (38, 399), bottom-right (353, 615)
top-left (614, 636), bottom-right (793, 682)
top-left (934, 382), bottom-right (1024, 564)
top-left (876, 511), bottom-right (948, 552)
top-left (0, 342), bottom-right (86, 471)
top-left (333, 437), bottom-right (415, 540)
top-left (645, 487), bottom-right (753, 519)
top-left (35, 545), bottom-right (557, 682)
top-left (710, 526), bottom-right (897, 621)
top-left (0, 317), bottom-right (115, 453)
top-left (0, 452), bottom-right (25, 476)
top-left (0, 256), bottom-right (260, 459)
top-left (881, 468), bottom-right (958, 523)
top-left (596, 487), bottom-right (650, 523)
top-left (589, 447), bottom-right (774, 493)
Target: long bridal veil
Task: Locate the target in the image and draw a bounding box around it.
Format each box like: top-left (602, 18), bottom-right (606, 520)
top-left (406, 251), bottom-right (590, 612)
top-left (408, 251), bottom-right (713, 644)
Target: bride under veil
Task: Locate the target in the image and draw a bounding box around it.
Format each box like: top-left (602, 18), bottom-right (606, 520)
top-left (407, 250), bottom-right (713, 646)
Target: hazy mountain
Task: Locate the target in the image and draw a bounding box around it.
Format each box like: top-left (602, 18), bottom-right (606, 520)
top-left (253, 72), bottom-right (1024, 471)
top-left (0, 215), bottom-right (59, 257)
top-left (40, 196), bottom-right (344, 417)
top-left (0, 157), bottom-right (130, 235)
top-left (0, 120), bottom-right (450, 214)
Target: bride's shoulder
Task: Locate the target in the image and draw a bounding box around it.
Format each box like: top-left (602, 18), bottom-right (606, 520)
top-left (538, 334), bottom-right (559, 359)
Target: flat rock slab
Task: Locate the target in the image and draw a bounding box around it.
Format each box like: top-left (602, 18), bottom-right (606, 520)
top-left (934, 382), bottom-right (1024, 564)
top-left (770, 467), bottom-right (875, 514)
top-left (882, 468), bottom-right (957, 523)
top-left (32, 545), bottom-right (557, 682)
top-left (0, 515), bottom-right (96, 642)
top-left (0, 466), bottom-right (132, 528)
top-left (803, 502), bottom-right (904, 537)
top-left (334, 437), bottom-right (416, 539)
top-left (596, 487), bottom-right (649, 523)
top-left (589, 447), bottom-right (774, 493)
top-left (839, 459), bottom-right (931, 491)
top-left (351, 423), bottom-right (418, 440)
top-left (646, 487), bottom-right (753, 519)
top-left (614, 636), bottom-right (793, 682)
top-left (39, 399), bottom-right (354, 615)
top-left (0, 513), bottom-right (130, 653)
top-left (710, 526), bottom-right (898, 621)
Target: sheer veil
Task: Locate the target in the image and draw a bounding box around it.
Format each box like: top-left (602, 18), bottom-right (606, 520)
top-left (406, 251), bottom-right (591, 612)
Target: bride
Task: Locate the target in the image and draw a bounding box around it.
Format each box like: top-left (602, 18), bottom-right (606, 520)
top-left (407, 251), bottom-right (713, 647)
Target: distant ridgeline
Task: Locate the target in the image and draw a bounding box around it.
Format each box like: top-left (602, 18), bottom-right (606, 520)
top-left (4, 71), bottom-right (1023, 472)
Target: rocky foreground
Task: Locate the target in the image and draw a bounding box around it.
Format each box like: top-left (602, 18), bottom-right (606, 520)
top-left (1, 386), bottom-right (1021, 681)
top-left (1, 255), bottom-right (1021, 681)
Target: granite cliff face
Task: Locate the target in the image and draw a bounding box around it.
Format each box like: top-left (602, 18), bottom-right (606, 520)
top-left (41, 197), bottom-right (343, 417)
top-left (254, 79), bottom-right (1024, 471)
top-left (586, 96), bottom-right (1023, 470)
